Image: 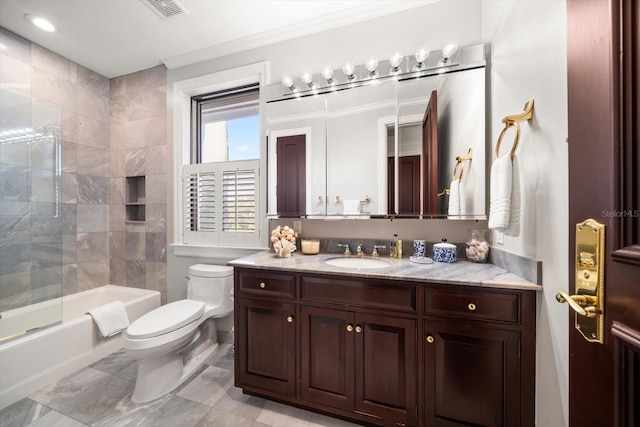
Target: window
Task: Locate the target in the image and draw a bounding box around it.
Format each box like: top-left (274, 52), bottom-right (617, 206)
top-left (183, 85), bottom-right (260, 247)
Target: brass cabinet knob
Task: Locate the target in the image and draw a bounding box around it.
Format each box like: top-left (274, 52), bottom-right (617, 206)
top-left (355, 325), bottom-right (362, 333)
top-left (347, 324), bottom-right (354, 332)
top-left (468, 303), bottom-right (476, 311)
top-left (426, 335), bottom-right (435, 343)
top-left (286, 315), bottom-right (294, 323)
top-left (259, 282), bottom-right (266, 289)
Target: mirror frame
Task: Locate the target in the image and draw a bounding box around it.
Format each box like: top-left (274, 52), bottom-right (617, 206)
top-left (265, 43), bottom-right (487, 220)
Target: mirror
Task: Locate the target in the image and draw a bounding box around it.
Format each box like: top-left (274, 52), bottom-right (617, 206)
top-left (266, 43), bottom-right (486, 219)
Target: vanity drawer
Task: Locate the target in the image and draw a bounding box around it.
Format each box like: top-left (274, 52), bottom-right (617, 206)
top-left (300, 275), bottom-right (417, 313)
top-left (424, 287), bottom-right (520, 323)
top-left (237, 270), bottom-right (296, 299)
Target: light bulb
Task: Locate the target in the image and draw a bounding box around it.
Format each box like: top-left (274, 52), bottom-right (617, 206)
top-left (365, 57), bottom-right (378, 75)
top-left (301, 71), bottom-right (314, 88)
top-left (281, 74), bottom-right (296, 91)
top-left (389, 51), bottom-right (404, 70)
top-left (415, 47), bottom-right (430, 66)
top-left (442, 42), bottom-right (459, 59)
top-left (321, 66), bottom-right (334, 83)
top-left (342, 62), bottom-right (355, 79)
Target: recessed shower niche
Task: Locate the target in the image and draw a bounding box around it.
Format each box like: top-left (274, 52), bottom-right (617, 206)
top-left (125, 175), bottom-right (145, 222)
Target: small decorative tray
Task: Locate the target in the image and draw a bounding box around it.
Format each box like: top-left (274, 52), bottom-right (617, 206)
top-left (410, 256), bottom-right (433, 264)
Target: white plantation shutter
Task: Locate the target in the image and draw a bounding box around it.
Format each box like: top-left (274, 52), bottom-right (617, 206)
top-left (183, 160), bottom-right (259, 246)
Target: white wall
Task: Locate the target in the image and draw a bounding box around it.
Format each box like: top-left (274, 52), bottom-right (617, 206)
top-left (482, 1), bottom-right (568, 426)
top-left (167, 1), bottom-right (569, 425)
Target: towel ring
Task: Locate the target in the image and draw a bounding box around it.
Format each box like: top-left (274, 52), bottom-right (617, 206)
top-left (495, 120), bottom-right (520, 159)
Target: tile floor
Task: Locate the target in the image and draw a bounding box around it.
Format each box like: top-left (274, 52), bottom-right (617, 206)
top-left (0, 344), bottom-right (360, 427)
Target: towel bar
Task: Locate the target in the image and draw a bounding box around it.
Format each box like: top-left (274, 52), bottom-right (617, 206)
top-left (496, 99), bottom-right (534, 159)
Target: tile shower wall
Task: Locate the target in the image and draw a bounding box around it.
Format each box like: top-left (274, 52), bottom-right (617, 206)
top-left (0, 27), bottom-right (168, 302)
top-left (109, 66), bottom-right (168, 302)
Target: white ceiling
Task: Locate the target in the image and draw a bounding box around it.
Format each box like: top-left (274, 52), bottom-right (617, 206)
top-left (0, 0), bottom-right (435, 79)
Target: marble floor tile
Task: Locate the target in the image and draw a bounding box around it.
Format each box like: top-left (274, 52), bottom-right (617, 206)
top-left (30, 367), bottom-right (134, 424)
top-left (88, 392), bottom-right (171, 427)
top-left (11, 344), bottom-right (365, 427)
top-left (212, 384), bottom-right (267, 422)
top-left (195, 407), bottom-right (255, 427)
top-left (176, 365), bottom-right (234, 407)
top-left (19, 409), bottom-right (87, 427)
top-left (137, 396), bottom-right (209, 427)
top-left (0, 398), bottom-right (52, 426)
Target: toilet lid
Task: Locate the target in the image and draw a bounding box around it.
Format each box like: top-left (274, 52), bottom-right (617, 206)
top-left (127, 300), bottom-right (205, 339)
top-left (189, 264), bottom-right (233, 278)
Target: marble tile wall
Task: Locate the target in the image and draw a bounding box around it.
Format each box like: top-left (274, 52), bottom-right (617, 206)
top-left (109, 65), bottom-right (168, 303)
top-left (0, 27), bottom-right (169, 308)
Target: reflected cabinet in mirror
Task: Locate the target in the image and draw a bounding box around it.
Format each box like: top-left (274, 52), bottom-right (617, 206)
top-left (266, 43), bottom-right (486, 219)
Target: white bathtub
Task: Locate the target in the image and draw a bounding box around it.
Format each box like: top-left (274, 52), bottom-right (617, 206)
top-left (0, 285), bottom-right (160, 410)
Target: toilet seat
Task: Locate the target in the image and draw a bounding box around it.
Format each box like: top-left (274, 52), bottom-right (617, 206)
top-left (126, 300), bottom-right (205, 340)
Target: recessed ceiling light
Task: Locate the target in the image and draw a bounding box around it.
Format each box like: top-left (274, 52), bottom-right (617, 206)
top-left (24, 14), bottom-right (56, 32)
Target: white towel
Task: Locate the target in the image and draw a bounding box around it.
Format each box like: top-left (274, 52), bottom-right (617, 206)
top-left (505, 155), bottom-right (521, 236)
top-left (447, 179), bottom-right (461, 217)
top-left (488, 154), bottom-right (513, 230)
top-left (343, 200), bottom-right (360, 215)
top-left (88, 301), bottom-right (130, 337)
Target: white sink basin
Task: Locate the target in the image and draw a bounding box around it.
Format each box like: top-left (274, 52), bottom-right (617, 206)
top-left (325, 257), bottom-right (391, 270)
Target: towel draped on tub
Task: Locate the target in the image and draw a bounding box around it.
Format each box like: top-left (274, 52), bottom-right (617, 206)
top-left (88, 301), bottom-right (130, 337)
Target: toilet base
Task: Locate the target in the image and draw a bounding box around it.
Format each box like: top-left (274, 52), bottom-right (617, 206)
top-left (130, 319), bottom-right (219, 403)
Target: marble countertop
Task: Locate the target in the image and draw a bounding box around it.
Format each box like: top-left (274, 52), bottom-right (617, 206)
top-left (228, 251), bottom-right (542, 291)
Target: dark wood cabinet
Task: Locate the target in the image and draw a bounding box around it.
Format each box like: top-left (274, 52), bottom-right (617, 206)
top-left (300, 307), bottom-right (417, 425)
top-left (423, 321), bottom-right (521, 426)
top-left (234, 267), bottom-right (535, 427)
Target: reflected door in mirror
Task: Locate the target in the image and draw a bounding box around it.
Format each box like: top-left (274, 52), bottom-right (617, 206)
top-left (388, 156), bottom-right (420, 215)
top-left (423, 90), bottom-right (438, 214)
top-left (277, 135), bottom-right (306, 216)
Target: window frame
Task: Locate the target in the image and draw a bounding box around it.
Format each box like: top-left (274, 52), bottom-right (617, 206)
top-left (171, 62), bottom-right (269, 252)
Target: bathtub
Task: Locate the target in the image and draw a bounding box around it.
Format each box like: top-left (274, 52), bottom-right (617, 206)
top-left (0, 285), bottom-right (160, 410)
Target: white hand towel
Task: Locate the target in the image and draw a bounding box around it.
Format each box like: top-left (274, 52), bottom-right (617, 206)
top-left (88, 301), bottom-right (130, 337)
top-left (505, 155), bottom-right (521, 236)
top-left (343, 200), bottom-right (361, 215)
top-left (488, 154), bottom-right (513, 230)
top-left (447, 179), bottom-right (461, 217)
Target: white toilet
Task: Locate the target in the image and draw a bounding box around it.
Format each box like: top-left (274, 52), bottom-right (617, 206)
top-left (124, 264), bottom-right (234, 403)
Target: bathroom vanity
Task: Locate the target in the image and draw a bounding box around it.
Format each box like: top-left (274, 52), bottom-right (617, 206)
top-left (230, 252), bottom-right (539, 427)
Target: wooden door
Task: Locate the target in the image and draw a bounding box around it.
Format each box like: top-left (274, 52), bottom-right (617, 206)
top-left (422, 90), bottom-right (438, 214)
top-left (235, 298), bottom-right (296, 396)
top-left (300, 306), bottom-right (354, 411)
top-left (567, 1), bottom-right (640, 425)
top-left (354, 313), bottom-right (417, 426)
top-left (276, 134), bottom-right (306, 216)
top-left (423, 321), bottom-right (521, 426)
top-left (388, 155), bottom-right (421, 215)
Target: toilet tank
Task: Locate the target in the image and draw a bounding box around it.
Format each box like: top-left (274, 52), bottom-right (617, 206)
top-left (187, 264), bottom-right (234, 316)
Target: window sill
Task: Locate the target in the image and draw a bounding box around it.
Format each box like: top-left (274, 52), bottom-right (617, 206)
top-left (170, 243), bottom-right (268, 260)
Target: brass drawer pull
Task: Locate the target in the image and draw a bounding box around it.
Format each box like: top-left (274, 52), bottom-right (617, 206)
top-left (259, 282), bottom-right (266, 289)
top-left (468, 303), bottom-right (476, 311)
top-left (426, 335), bottom-right (434, 344)
top-left (347, 324), bottom-right (354, 332)
top-left (286, 315), bottom-right (294, 323)
top-left (355, 325), bottom-right (362, 333)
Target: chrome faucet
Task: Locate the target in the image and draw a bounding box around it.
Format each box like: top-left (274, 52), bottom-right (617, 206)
top-left (356, 244), bottom-right (365, 256)
top-left (337, 243), bottom-right (351, 256)
top-left (372, 245), bottom-right (386, 256)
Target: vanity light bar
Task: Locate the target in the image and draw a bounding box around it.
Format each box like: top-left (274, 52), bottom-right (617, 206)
top-left (271, 42), bottom-right (479, 102)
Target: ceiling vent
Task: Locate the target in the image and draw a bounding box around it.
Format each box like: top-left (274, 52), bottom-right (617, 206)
top-left (141, 0), bottom-right (187, 20)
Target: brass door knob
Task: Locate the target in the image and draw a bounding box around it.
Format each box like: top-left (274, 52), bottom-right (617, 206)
top-left (556, 292), bottom-right (598, 318)
top-left (347, 324), bottom-right (354, 332)
top-left (426, 335), bottom-right (434, 344)
top-left (286, 315), bottom-right (294, 323)
top-left (355, 325), bottom-right (362, 333)
top-left (468, 303), bottom-right (476, 311)
top-left (259, 282), bottom-right (266, 288)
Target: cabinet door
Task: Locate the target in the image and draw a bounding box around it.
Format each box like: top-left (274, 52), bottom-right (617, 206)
top-left (300, 306), bottom-right (354, 411)
top-left (355, 313), bottom-right (417, 426)
top-left (423, 321), bottom-right (521, 427)
top-left (236, 298), bottom-right (296, 396)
